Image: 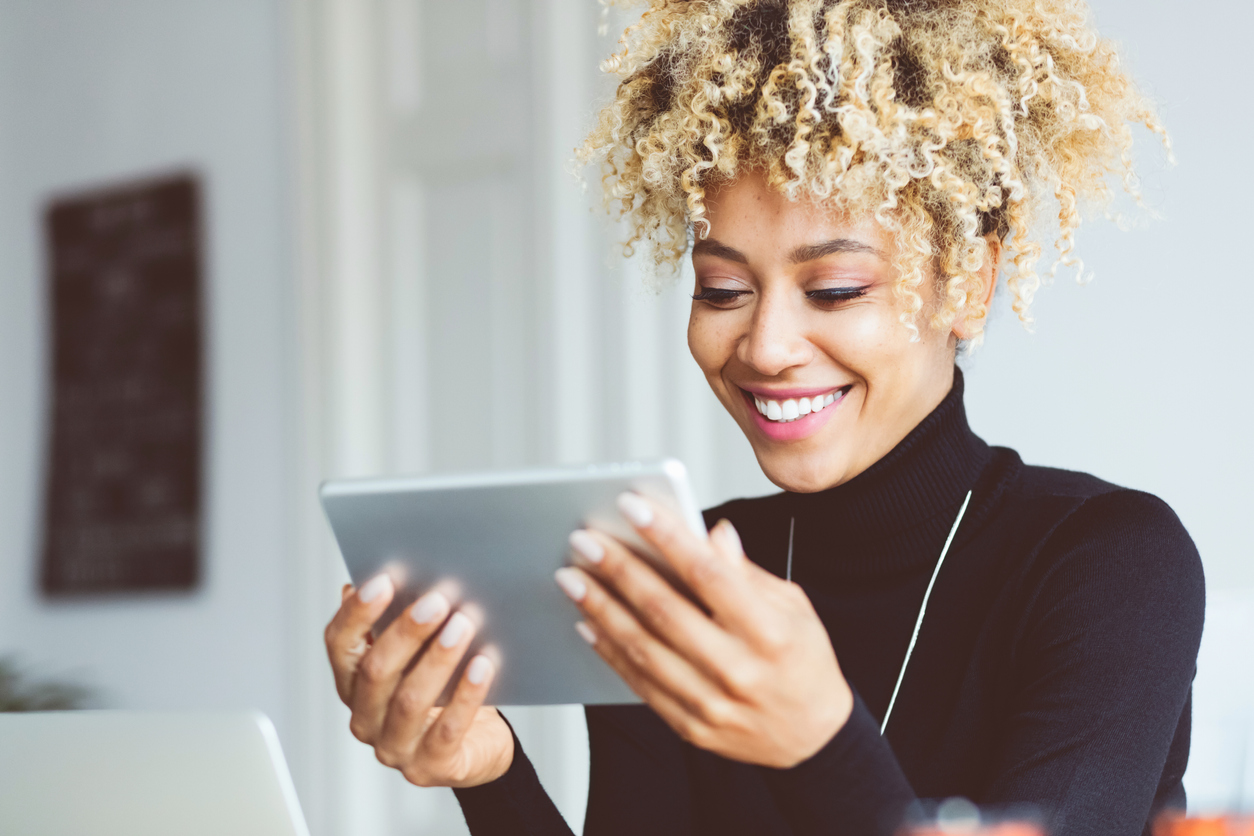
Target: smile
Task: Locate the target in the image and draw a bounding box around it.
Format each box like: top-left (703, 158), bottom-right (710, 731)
top-left (738, 385), bottom-right (852, 442)
top-left (751, 389), bottom-right (845, 423)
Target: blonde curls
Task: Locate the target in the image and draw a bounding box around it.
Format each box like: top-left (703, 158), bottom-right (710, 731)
top-left (579, 0), bottom-right (1169, 340)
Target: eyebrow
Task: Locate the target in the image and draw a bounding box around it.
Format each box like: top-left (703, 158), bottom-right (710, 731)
top-left (691, 238), bottom-right (749, 263)
top-left (788, 238), bottom-right (884, 263)
top-left (691, 236), bottom-right (884, 265)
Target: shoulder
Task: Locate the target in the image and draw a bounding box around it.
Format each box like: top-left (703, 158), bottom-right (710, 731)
top-left (977, 453), bottom-right (1204, 645)
top-left (1008, 456), bottom-right (1127, 502)
top-left (1007, 458), bottom-right (1201, 582)
top-left (1044, 487), bottom-right (1204, 609)
top-left (1008, 477), bottom-right (1204, 653)
top-left (995, 453), bottom-right (1200, 569)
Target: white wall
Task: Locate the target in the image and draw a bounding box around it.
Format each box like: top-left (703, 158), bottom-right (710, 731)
top-left (0, 0), bottom-right (295, 740)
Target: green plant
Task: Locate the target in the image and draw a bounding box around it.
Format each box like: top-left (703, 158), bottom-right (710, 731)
top-left (0, 656), bottom-right (92, 711)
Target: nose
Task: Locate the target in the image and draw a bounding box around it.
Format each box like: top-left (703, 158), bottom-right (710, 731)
top-left (736, 292), bottom-right (813, 376)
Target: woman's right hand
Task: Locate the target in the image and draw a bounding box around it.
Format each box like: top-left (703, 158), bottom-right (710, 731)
top-left (324, 575), bottom-right (514, 788)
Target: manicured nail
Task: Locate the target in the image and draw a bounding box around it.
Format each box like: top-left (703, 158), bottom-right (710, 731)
top-left (617, 492), bottom-right (653, 527)
top-left (575, 621), bottom-right (597, 645)
top-left (439, 612), bottom-right (472, 648)
top-left (555, 567), bottom-right (587, 602)
top-left (358, 574), bottom-right (392, 603)
top-left (466, 655), bottom-right (493, 685)
top-left (569, 530), bottom-right (604, 563)
top-left (410, 590), bottom-right (449, 625)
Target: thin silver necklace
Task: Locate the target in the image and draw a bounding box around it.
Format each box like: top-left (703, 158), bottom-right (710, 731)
top-left (785, 489), bottom-right (973, 736)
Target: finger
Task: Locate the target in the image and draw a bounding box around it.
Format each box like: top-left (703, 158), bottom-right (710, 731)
top-left (571, 528), bottom-right (745, 685)
top-left (325, 573), bottom-right (396, 703)
top-left (348, 589), bottom-right (451, 743)
top-left (558, 566), bottom-right (727, 717)
top-left (376, 611), bottom-right (478, 761)
top-left (575, 620), bottom-right (725, 753)
top-left (614, 493), bottom-right (770, 638)
top-left (419, 655), bottom-right (496, 762)
top-left (708, 518), bottom-right (748, 565)
top-left (709, 518), bottom-right (797, 593)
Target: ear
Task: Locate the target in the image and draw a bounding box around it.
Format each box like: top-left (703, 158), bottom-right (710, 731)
top-left (951, 233), bottom-right (1003, 341)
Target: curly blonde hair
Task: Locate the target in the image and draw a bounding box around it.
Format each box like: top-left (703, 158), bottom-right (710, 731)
top-left (579, 0), bottom-right (1170, 341)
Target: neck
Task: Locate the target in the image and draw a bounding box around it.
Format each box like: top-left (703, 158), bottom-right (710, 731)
top-left (835, 360), bottom-right (957, 490)
top-left (787, 366), bottom-right (991, 577)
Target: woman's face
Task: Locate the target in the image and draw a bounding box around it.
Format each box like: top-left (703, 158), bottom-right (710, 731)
top-left (687, 173), bottom-right (963, 493)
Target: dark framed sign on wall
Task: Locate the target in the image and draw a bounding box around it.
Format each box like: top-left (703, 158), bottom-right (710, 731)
top-left (41, 173), bottom-right (205, 595)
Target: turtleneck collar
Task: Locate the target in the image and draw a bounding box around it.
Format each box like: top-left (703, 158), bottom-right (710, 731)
top-left (784, 366), bottom-right (991, 578)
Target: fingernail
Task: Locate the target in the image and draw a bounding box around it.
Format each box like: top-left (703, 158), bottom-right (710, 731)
top-left (575, 621), bottom-right (597, 645)
top-left (616, 492), bottom-right (653, 527)
top-left (358, 574), bottom-right (392, 603)
top-left (466, 655), bottom-right (493, 685)
top-left (439, 612), bottom-right (472, 648)
top-left (713, 519), bottom-right (743, 557)
top-left (410, 590), bottom-right (450, 625)
top-left (569, 530), bottom-right (604, 563)
top-left (555, 567), bottom-right (587, 602)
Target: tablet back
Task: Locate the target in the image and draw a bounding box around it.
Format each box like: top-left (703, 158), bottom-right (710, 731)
top-left (0, 711), bottom-right (310, 836)
top-left (320, 459), bottom-right (705, 706)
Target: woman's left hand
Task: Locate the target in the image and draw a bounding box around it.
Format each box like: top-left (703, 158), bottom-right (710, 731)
top-left (555, 492), bottom-right (853, 769)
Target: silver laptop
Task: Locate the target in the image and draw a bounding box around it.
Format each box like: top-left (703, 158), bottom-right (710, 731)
top-left (0, 710), bottom-right (310, 836)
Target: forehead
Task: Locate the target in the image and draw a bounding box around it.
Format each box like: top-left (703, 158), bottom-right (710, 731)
top-left (701, 174), bottom-right (890, 255)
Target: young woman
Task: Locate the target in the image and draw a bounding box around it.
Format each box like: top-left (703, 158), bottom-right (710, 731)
top-left (323, 1), bottom-right (1204, 834)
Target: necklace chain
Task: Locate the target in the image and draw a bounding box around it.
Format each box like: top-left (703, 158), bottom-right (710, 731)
top-left (784, 489), bottom-right (974, 736)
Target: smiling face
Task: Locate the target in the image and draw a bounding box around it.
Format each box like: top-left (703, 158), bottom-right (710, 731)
top-left (687, 174), bottom-right (986, 493)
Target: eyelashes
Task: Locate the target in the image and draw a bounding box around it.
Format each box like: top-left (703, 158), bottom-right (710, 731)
top-left (691, 287), bottom-right (869, 306)
top-left (805, 287), bottom-right (868, 304)
top-left (691, 288), bottom-right (747, 303)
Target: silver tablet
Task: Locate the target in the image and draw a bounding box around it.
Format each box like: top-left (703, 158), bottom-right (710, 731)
top-left (319, 459), bottom-right (705, 706)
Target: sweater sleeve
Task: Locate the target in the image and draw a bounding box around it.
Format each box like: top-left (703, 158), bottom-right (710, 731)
top-left (583, 704), bottom-right (693, 836)
top-left (453, 713), bottom-right (574, 836)
top-left (759, 690), bottom-right (917, 835)
top-left (455, 705), bottom-right (692, 836)
top-left (982, 489), bottom-right (1204, 835)
top-left (758, 489), bottom-right (1203, 836)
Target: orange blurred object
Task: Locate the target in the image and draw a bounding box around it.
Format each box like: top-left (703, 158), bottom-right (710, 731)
top-left (908, 825), bottom-right (1043, 836)
top-left (1154, 813), bottom-right (1254, 836)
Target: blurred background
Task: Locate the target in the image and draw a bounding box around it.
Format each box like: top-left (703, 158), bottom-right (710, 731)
top-left (0, 0), bottom-right (1250, 833)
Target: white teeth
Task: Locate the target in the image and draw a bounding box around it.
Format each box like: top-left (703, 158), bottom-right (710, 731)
top-left (751, 388), bottom-right (845, 423)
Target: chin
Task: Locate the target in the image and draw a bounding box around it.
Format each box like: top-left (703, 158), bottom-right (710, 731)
top-left (755, 451), bottom-right (847, 494)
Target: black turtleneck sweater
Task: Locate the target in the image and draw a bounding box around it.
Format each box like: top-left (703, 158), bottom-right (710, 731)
top-left (455, 370), bottom-right (1204, 836)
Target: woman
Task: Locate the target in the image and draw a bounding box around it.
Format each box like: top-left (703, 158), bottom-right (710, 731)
top-left (323, 1), bottom-right (1204, 834)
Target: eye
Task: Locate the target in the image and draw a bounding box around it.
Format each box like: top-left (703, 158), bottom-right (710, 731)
top-left (692, 287), bottom-right (750, 306)
top-left (805, 287), bottom-right (868, 308)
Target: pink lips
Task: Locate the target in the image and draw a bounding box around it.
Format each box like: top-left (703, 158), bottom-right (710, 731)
top-left (740, 386), bottom-right (848, 442)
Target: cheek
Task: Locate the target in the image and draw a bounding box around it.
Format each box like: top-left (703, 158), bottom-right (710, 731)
top-left (686, 308), bottom-right (735, 376)
top-left (810, 306), bottom-right (899, 373)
